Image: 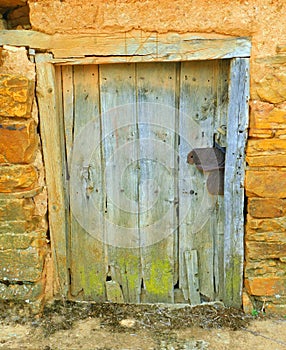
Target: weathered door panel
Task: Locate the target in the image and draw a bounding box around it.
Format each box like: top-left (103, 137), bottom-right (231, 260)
top-left (60, 60), bottom-right (230, 304)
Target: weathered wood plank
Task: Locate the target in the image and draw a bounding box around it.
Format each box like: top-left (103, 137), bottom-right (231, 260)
top-left (35, 53), bottom-right (68, 296)
top-left (224, 58), bottom-right (249, 307)
top-left (61, 66), bottom-right (74, 168)
top-left (0, 30), bottom-right (51, 49)
top-left (52, 34), bottom-right (252, 61)
top-left (184, 250), bottom-right (200, 305)
top-left (105, 280), bottom-right (124, 303)
top-left (137, 62), bottom-right (177, 303)
top-left (52, 32), bottom-right (250, 62)
top-left (54, 65), bottom-right (71, 288)
top-left (68, 65), bottom-right (106, 301)
top-left (179, 61), bottom-right (221, 302)
top-left (99, 63), bottom-right (141, 303)
top-left (0, 30), bottom-right (251, 60)
top-left (212, 60), bottom-right (230, 301)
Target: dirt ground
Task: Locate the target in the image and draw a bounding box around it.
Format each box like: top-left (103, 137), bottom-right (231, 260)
top-left (0, 301), bottom-right (286, 350)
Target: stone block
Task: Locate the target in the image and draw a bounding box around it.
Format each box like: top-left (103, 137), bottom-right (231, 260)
top-left (7, 4), bottom-right (30, 29)
top-left (245, 241), bottom-right (286, 260)
top-left (247, 139), bottom-right (286, 155)
top-left (248, 128), bottom-right (273, 138)
top-left (0, 247), bottom-right (45, 281)
top-left (0, 165), bottom-right (38, 193)
top-left (246, 154), bottom-right (286, 167)
top-left (0, 220), bottom-right (38, 234)
top-left (247, 198), bottom-right (286, 218)
top-left (0, 233), bottom-right (33, 250)
top-left (265, 303), bottom-right (286, 315)
top-left (0, 0), bottom-right (27, 7)
top-left (245, 170), bottom-right (286, 198)
top-left (0, 231), bottom-right (46, 250)
top-left (244, 259), bottom-right (286, 278)
top-left (0, 119), bottom-right (38, 164)
top-left (250, 101), bottom-right (286, 129)
top-left (0, 198), bottom-right (34, 222)
top-left (242, 290), bottom-right (254, 314)
top-left (257, 72), bottom-right (286, 104)
top-left (0, 74), bottom-right (34, 118)
top-left (246, 215), bottom-right (286, 234)
top-left (244, 259), bottom-right (282, 278)
top-left (0, 281), bottom-right (44, 302)
top-left (7, 5), bottom-right (29, 20)
top-left (246, 230), bottom-right (286, 243)
top-left (251, 295), bottom-right (286, 315)
top-left (275, 130), bottom-right (286, 139)
top-left (0, 47), bottom-right (35, 81)
top-left (245, 277), bottom-right (286, 296)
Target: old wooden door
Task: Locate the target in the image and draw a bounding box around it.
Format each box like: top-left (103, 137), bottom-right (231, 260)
top-left (57, 60), bottom-right (230, 304)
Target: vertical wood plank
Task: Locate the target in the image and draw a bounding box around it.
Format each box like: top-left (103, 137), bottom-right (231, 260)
top-left (184, 250), bottom-right (200, 305)
top-left (61, 66), bottom-right (74, 169)
top-left (224, 58), bottom-right (249, 307)
top-left (35, 54), bottom-right (68, 296)
top-left (69, 65), bottom-right (106, 301)
top-left (179, 61), bottom-right (218, 302)
top-left (213, 59), bottom-right (230, 301)
top-left (54, 65), bottom-right (72, 296)
top-left (99, 63), bottom-right (141, 303)
top-left (137, 62), bottom-right (177, 303)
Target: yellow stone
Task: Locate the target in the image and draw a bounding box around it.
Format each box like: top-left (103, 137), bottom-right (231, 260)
top-left (246, 155), bottom-right (286, 167)
top-left (247, 139), bottom-right (286, 156)
top-left (0, 165), bottom-right (38, 193)
top-left (245, 170), bottom-right (286, 198)
top-left (248, 198), bottom-right (286, 218)
top-left (250, 101), bottom-right (286, 129)
top-left (0, 119), bottom-right (38, 164)
top-left (242, 291), bottom-right (254, 314)
top-left (0, 74), bottom-right (34, 118)
top-left (257, 72), bottom-right (286, 104)
top-left (246, 241), bottom-right (286, 260)
top-left (246, 215), bottom-right (286, 233)
top-left (245, 277), bottom-right (286, 296)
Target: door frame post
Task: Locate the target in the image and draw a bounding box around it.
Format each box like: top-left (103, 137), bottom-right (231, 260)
top-left (224, 58), bottom-right (250, 307)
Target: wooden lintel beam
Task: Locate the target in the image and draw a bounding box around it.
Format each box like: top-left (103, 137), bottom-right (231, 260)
top-left (0, 30), bottom-right (251, 60)
top-left (0, 29), bottom-right (51, 50)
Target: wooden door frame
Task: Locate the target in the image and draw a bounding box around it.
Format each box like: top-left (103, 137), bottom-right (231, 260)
top-left (0, 30), bottom-right (250, 306)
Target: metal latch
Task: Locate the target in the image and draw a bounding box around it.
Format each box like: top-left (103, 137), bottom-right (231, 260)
top-left (187, 146), bottom-right (225, 195)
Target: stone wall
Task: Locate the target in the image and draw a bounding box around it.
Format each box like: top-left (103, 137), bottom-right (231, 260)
top-left (1, 0), bottom-right (286, 313)
top-left (0, 45), bottom-right (48, 309)
top-left (245, 75), bottom-right (286, 314)
top-left (0, 0), bottom-right (30, 29)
